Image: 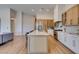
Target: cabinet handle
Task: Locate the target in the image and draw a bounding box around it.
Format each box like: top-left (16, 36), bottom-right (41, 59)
top-left (70, 19), bottom-right (72, 25)
top-left (73, 40), bottom-right (76, 47)
top-left (78, 17), bottom-right (79, 24)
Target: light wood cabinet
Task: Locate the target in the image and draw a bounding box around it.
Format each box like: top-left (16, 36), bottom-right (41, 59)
top-left (47, 20), bottom-right (54, 27)
top-left (72, 5), bottom-right (79, 25)
top-left (66, 9), bottom-right (72, 25)
top-left (43, 20), bottom-right (48, 32)
top-left (62, 5), bottom-right (79, 25)
top-left (36, 20), bottom-right (54, 32)
top-left (62, 13), bottom-right (66, 25)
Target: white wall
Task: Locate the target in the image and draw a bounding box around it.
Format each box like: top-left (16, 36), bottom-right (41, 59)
top-left (22, 13), bottom-right (35, 35)
top-left (14, 11), bottom-right (35, 35)
top-left (63, 4), bottom-right (75, 13)
top-left (12, 11), bottom-right (35, 35)
top-left (36, 12), bottom-right (53, 20)
top-left (0, 8), bottom-right (11, 32)
top-left (15, 11), bottom-right (23, 35)
top-left (58, 5), bottom-right (65, 21)
top-left (54, 5), bottom-right (59, 22)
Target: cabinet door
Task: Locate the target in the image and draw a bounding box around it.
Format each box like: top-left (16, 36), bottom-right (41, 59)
top-left (43, 20), bottom-right (48, 32)
top-left (63, 33), bottom-right (70, 47)
top-left (66, 35), bottom-right (79, 53)
top-left (28, 36), bottom-right (48, 53)
top-left (66, 9), bottom-right (72, 25)
top-left (62, 33), bottom-right (76, 51)
top-left (66, 34), bottom-right (73, 49)
top-left (74, 39), bottom-right (79, 53)
top-left (57, 32), bottom-right (61, 41)
top-left (72, 5), bottom-right (79, 25)
top-left (61, 33), bottom-right (71, 47)
top-left (65, 5), bottom-right (79, 25)
top-left (57, 32), bottom-right (64, 43)
top-left (62, 13), bottom-right (66, 25)
top-left (71, 36), bottom-right (79, 53)
top-left (47, 20), bottom-right (54, 27)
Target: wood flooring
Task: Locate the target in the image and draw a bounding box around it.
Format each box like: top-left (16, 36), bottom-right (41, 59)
top-left (0, 35), bottom-right (73, 54)
top-left (0, 36), bottom-right (27, 54)
top-left (48, 36), bottom-right (73, 54)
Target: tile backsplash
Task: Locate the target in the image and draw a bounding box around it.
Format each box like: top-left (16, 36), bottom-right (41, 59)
top-left (63, 26), bottom-right (79, 33)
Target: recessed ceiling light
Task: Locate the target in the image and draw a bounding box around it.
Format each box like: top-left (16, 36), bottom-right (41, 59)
top-left (39, 8), bottom-right (43, 12)
top-left (46, 9), bottom-right (50, 12)
top-left (32, 9), bottom-right (34, 12)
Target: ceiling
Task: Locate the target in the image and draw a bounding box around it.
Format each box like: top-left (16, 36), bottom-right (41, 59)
top-left (0, 4), bottom-right (56, 16)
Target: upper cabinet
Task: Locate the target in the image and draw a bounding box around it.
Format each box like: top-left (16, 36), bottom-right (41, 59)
top-left (72, 5), bottom-right (79, 25)
top-left (36, 19), bottom-right (54, 32)
top-left (66, 9), bottom-right (72, 25)
top-left (62, 5), bottom-right (79, 26)
top-left (62, 12), bottom-right (66, 25)
top-left (47, 20), bottom-right (54, 28)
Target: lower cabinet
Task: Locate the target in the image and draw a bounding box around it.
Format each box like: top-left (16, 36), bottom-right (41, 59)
top-left (57, 31), bottom-right (64, 43)
top-left (74, 39), bottom-right (79, 53)
top-left (66, 34), bottom-right (73, 49)
top-left (0, 35), bottom-right (2, 44)
top-left (58, 32), bottom-right (79, 53)
top-left (71, 36), bottom-right (79, 53)
top-left (28, 35), bottom-right (48, 53)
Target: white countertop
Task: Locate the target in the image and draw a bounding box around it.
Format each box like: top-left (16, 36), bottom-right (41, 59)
top-left (28, 31), bottom-right (49, 36)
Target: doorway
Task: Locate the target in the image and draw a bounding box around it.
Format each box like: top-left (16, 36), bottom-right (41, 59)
top-left (11, 20), bottom-right (15, 33)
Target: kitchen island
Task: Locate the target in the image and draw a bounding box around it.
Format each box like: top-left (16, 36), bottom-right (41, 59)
top-left (27, 31), bottom-right (49, 54)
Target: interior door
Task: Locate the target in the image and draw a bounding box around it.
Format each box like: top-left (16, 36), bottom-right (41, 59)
top-left (11, 20), bottom-right (15, 33)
